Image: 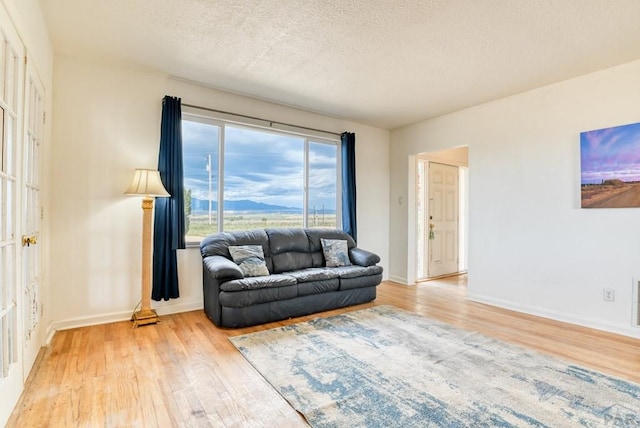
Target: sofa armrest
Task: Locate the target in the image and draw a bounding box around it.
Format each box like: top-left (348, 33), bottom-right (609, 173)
top-left (203, 255), bottom-right (244, 280)
top-left (349, 248), bottom-right (380, 267)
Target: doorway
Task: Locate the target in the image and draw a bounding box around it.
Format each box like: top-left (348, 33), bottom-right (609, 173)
top-left (415, 148), bottom-right (468, 281)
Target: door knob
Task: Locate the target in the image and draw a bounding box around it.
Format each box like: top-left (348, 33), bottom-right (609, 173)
top-left (22, 236), bottom-right (37, 247)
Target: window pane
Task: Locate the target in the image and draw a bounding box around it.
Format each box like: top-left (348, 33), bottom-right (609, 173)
top-left (308, 142), bottom-right (337, 228)
top-left (182, 120), bottom-right (219, 241)
top-left (6, 48), bottom-right (15, 110)
top-left (0, 178), bottom-right (3, 241)
top-left (223, 126), bottom-right (304, 231)
top-left (5, 113), bottom-right (12, 176)
top-left (5, 180), bottom-right (12, 240)
top-left (0, 108), bottom-right (4, 173)
top-left (0, 38), bottom-right (6, 100)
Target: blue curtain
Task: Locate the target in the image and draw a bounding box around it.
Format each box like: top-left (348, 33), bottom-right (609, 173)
top-left (152, 96), bottom-right (185, 301)
top-left (341, 132), bottom-right (357, 242)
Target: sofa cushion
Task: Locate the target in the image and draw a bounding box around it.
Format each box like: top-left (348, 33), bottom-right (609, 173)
top-left (267, 228), bottom-right (314, 273)
top-left (321, 238), bottom-right (351, 267)
top-left (229, 245), bottom-right (270, 277)
top-left (220, 274), bottom-right (296, 292)
top-left (306, 229), bottom-right (355, 252)
top-left (271, 252), bottom-right (313, 274)
top-left (200, 229), bottom-right (274, 272)
top-left (284, 267), bottom-right (339, 282)
top-left (332, 265), bottom-right (384, 279)
top-left (201, 229), bottom-right (269, 257)
top-left (219, 284), bottom-right (298, 308)
top-left (267, 228), bottom-right (310, 253)
top-left (298, 279), bottom-right (340, 296)
top-left (340, 273), bottom-right (384, 291)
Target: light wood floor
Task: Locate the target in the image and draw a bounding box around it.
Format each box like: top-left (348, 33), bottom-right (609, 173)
top-left (8, 276), bottom-right (640, 427)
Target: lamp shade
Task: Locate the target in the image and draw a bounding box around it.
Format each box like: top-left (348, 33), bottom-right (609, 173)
top-left (125, 169), bottom-right (170, 197)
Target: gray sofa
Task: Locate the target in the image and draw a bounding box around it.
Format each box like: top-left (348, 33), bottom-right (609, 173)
top-left (200, 228), bottom-right (383, 328)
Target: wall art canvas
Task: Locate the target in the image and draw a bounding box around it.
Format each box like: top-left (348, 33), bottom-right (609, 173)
top-left (580, 121), bottom-right (640, 208)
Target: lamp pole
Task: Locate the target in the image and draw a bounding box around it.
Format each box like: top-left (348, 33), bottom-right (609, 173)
top-left (133, 196), bottom-right (159, 327)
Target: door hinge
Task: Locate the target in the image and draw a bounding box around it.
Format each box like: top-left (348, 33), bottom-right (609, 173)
top-left (43, 112), bottom-right (46, 124)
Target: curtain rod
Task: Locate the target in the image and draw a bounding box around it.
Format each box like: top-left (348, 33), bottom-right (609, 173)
top-left (182, 103), bottom-right (343, 137)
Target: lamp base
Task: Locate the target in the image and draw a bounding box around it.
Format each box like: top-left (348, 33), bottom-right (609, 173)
top-left (132, 309), bottom-right (160, 328)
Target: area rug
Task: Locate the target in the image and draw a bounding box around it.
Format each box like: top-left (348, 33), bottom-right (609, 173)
top-left (229, 305), bottom-right (640, 427)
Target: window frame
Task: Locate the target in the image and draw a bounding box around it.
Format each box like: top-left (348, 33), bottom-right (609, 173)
top-left (182, 110), bottom-right (341, 244)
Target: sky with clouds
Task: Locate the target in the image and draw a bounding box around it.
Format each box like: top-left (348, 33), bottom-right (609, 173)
top-left (580, 121), bottom-right (640, 184)
top-left (182, 120), bottom-right (338, 210)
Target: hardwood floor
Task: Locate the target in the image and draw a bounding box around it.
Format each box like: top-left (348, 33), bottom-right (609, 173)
top-left (8, 277), bottom-right (640, 427)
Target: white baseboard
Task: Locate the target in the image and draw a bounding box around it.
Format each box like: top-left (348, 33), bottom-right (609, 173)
top-left (155, 300), bottom-right (203, 316)
top-left (48, 300), bottom-right (203, 333)
top-left (467, 292), bottom-right (640, 339)
top-left (388, 275), bottom-right (410, 285)
top-left (45, 323), bottom-right (57, 345)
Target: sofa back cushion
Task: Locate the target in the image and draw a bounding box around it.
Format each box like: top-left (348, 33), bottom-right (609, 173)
top-left (266, 228), bottom-right (312, 273)
top-left (200, 229), bottom-right (273, 272)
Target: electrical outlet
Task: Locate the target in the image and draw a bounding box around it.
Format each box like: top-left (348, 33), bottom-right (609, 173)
top-left (603, 288), bottom-right (615, 302)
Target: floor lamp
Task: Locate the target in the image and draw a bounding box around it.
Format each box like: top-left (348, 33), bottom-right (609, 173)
top-left (125, 168), bottom-right (170, 327)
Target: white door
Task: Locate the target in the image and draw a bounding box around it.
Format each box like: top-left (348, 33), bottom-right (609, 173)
top-left (21, 59), bottom-right (44, 377)
top-left (428, 162), bottom-right (459, 278)
top-left (0, 5), bottom-right (25, 425)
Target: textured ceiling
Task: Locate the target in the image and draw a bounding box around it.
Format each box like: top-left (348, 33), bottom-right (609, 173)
top-left (40, 0), bottom-right (640, 129)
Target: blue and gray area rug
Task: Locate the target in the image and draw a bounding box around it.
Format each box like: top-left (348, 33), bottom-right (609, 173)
top-left (229, 305), bottom-right (640, 427)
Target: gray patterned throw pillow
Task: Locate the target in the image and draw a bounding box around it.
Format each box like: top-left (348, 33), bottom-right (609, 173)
top-left (228, 245), bottom-right (270, 277)
top-left (321, 238), bottom-right (351, 267)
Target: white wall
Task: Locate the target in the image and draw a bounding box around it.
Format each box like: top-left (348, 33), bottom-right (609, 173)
top-left (390, 60), bottom-right (640, 338)
top-left (49, 55), bottom-right (390, 329)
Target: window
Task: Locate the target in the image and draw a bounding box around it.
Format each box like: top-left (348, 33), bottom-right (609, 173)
top-left (308, 141), bottom-right (338, 228)
top-left (182, 115), bottom-right (340, 242)
top-left (182, 118), bottom-right (219, 240)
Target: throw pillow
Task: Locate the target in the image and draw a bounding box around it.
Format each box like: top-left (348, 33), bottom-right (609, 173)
top-left (321, 238), bottom-right (351, 267)
top-left (228, 245), bottom-right (270, 277)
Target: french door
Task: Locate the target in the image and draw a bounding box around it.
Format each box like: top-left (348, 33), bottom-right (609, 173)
top-left (21, 58), bottom-right (44, 378)
top-left (0, 4), bottom-right (26, 424)
top-left (0, 5), bottom-right (45, 425)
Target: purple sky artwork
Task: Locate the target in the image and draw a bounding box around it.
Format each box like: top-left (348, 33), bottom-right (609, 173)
top-left (580, 121), bottom-right (640, 185)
